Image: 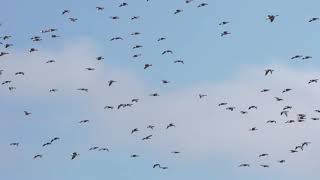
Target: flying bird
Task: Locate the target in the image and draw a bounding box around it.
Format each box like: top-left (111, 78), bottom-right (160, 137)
top-left (71, 152), bottom-right (79, 160)
top-left (142, 135), bottom-right (152, 140)
top-left (265, 69), bottom-right (274, 76)
top-left (308, 17), bottom-right (319, 22)
top-left (266, 15), bottom-right (279, 22)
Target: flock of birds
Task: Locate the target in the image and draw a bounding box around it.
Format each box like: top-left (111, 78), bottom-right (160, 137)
top-left (2, 0), bottom-right (320, 172)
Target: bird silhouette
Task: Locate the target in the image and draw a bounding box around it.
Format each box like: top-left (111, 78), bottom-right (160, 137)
top-left (266, 15), bottom-right (279, 22)
top-left (71, 152), bottom-right (79, 160)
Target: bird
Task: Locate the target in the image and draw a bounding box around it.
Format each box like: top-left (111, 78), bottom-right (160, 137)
top-left (274, 97), bottom-right (283, 101)
top-left (219, 21), bottom-right (229, 26)
top-left (174, 60), bottom-right (184, 64)
top-left (282, 88), bottom-right (292, 93)
top-left (302, 56), bottom-right (312, 60)
top-left (42, 142), bottom-right (51, 147)
top-left (77, 88), bottom-right (88, 92)
top-left (89, 146), bottom-right (99, 151)
top-left (51, 35), bottom-right (60, 38)
top-left (24, 111), bottom-right (31, 116)
top-left (248, 106), bottom-right (257, 110)
top-left (144, 64), bottom-right (152, 69)
top-left (85, 67), bottom-right (95, 71)
top-left (2, 80), bottom-right (11, 85)
top-left (131, 99), bottom-right (139, 103)
top-left (131, 32), bottom-right (141, 36)
top-left (260, 165), bottom-right (270, 168)
top-left (261, 89), bottom-right (270, 92)
top-left (131, 154), bottom-right (139, 158)
top-left (33, 154), bottom-right (43, 159)
top-left (150, 93), bottom-right (159, 97)
top-left (249, 127), bottom-right (258, 131)
top-left (220, 31), bottom-right (231, 36)
top-left (157, 37), bottom-right (166, 41)
top-left (10, 142), bottom-right (19, 146)
top-left (69, 18), bottom-right (78, 22)
top-left (15, 72), bottom-right (25, 76)
top-left (199, 94), bottom-right (207, 99)
top-left (218, 103), bottom-right (228, 106)
top-left (197, 3), bottom-right (208, 7)
top-left (108, 80), bottom-right (117, 86)
top-left (283, 106), bottom-right (292, 110)
top-left (174, 9), bottom-right (183, 14)
top-left (71, 152), bottom-right (79, 160)
top-left (49, 89), bottom-right (58, 93)
top-left (0, 52), bottom-right (9, 56)
top-left (96, 6), bottom-right (104, 10)
top-left (266, 120), bottom-right (276, 123)
top-left (131, 128), bottom-right (139, 134)
top-left (1, 35), bottom-right (12, 40)
top-left (258, 153), bottom-right (269, 158)
top-left (290, 149), bottom-right (298, 153)
top-left (8, 87), bottom-right (16, 91)
top-left (104, 106), bottom-right (114, 110)
top-left (133, 45), bottom-right (143, 49)
top-left (62, 10), bottom-right (70, 15)
top-left (240, 111), bottom-right (248, 114)
top-left (99, 148), bottom-right (109, 151)
top-left (308, 79), bottom-right (318, 84)
top-left (110, 16), bottom-right (120, 20)
top-left (308, 17), bottom-right (319, 23)
top-left (29, 48), bottom-right (38, 53)
top-left (50, 137), bottom-right (60, 143)
top-left (119, 2), bottom-right (128, 7)
top-left (239, 164), bottom-right (250, 167)
top-left (162, 50), bottom-right (173, 55)
top-left (291, 55), bottom-right (303, 60)
top-left (185, 0), bottom-right (194, 3)
top-left (110, 37), bottom-right (123, 41)
top-left (280, 111), bottom-right (289, 117)
top-left (96, 56), bottom-right (104, 61)
top-left (142, 135), bottom-right (152, 140)
top-left (166, 123), bottom-right (175, 129)
top-left (226, 107), bottom-right (236, 111)
top-left (278, 160), bottom-right (286, 163)
top-left (4, 43), bottom-right (13, 48)
top-left (172, 151), bottom-right (180, 154)
top-left (131, 16), bottom-right (140, 20)
top-left (162, 80), bottom-right (170, 84)
top-left (285, 120), bottom-right (295, 124)
top-left (153, 164), bottom-right (161, 168)
top-left (147, 125), bottom-right (155, 130)
top-left (79, 120), bottom-right (89, 123)
top-left (266, 15), bottom-right (279, 22)
top-left (46, 60), bottom-right (55, 63)
top-left (265, 69), bottom-right (274, 76)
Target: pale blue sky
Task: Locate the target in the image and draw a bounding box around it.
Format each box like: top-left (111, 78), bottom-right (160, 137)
top-left (1, 0), bottom-right (320, 180)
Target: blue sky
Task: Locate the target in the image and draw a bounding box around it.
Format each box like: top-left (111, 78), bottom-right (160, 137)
top-left (1, 0), bottom-right (320, 180)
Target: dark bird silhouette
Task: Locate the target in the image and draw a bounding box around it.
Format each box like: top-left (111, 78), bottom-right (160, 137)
top-left (51, 35), bottom-right (60, 38)
top-left (2, 80), bottom-right (11, 85)
top-left (0, 52), bottom-right (9, 56)
top-left (162, 80), bottom-right (170, 84)
top-left (308, 79), bottom-right (318, 84)
top-left (33, 154), bottom-right (43, 159)
top-left (199, 94), bottom-right (207, 99)
top-left (29, 48), bottom-right (38, 53)
top-left (131, 128), bottom-right (139, 134)
top-left (147, 125), bottom-right (155, 130)
top-left (221, 31), bottom-right (231, 36)
top-left (150, 93), bottom-right (159, 97)
top-left (142, 135), bottom-right (152, 140)
top-left (108, 80), bottom-right (117, 86)
top-left (226, 107), bottom-right (236, 111)
top-left (1, 35), bottom-right (12, 40)
top-left (104, 106), bottom-right (114, 110)
top-left (219, 21), bottom-right (230, 26)
top-left (158, 37), bottom-right (166, 41)
top-left (260, 165), bottom-right (270, 168)
top-left (239, 164), bottom-right (250, 167)
top-left (258, 153), bottom-right (269, 158)
top-left (131, 99), bottom-right (139, 103)
top-left (144, 64), bottom-right (152, 69)
top-left (4, 43), bottom-right (13, 48)
top-left (131, 32), bottom-right (141, 36)
top-left (49, 89), bottom-right (58, 93)
top-left (9, 86), bottom-right (16, 91)
top-left (133, 54), bottom-right (142, 58)
top-left (71, 152), bottom-right (79, 160)
top-left (166, 123), bottom-right (175, 129)
top-left (290, 149), bottom-right (298, 153)
top-left (291, 55), bottom-right (302, 60)
top-left (282, 88), bottom-right (292, 93)
top-left (79, 120), bottom-right (89, 124)
top-left (96, 6), bottom-right (104, 10)
top-left (218, 102), bottom-right (228, 106)
top-left (240, 111), bottom-right (248, 114)
top-left (50, 137), bottom-right (60, 143)
top-left (153, 164), bottom-right (161, 168)
top-left (266, 15), bottom-right (279, 22)
top-left (274, 97), bottom-right (283, 101)
top-left (249, 127), bottom-right (258, 131)
top-left (85, 67), bottom-right (95, 71)
top-left (266, 120), bottom-right (276, 123)
top-left (311, 117), bottom-right (319, 121)
top-left (185, 0), bottom-right (194, 3)
top-left (119, 2), bottom-right (128, 7)
top-left (110, 16), bottom-right (120, 20)
top-left (308, 17), bottom-right (319, 22)
top-left (99, 148), bottom-right (109, 151)
top-left (278, 160), bottom-right (285, 163)
top-left (77, 88), bottom-right (88, 92)
top-left (248, 106), bottom-right (257, 110)
top-left (133, 45), bottom-right (143, 49)
top-left (131, 16), bottom-right (140, 20)
top-left (24, 111), bottom-right (31, 116)
top-left (302, 56), bottom-right (312, 60)
top-left (265, 69), bottom-right (274, 76)
top-left (131, 154), bottom-right (139, 157)
top-left (283, 106), bottom-right (292, 110)
top-left (89, 146), bottom-right (99, 151)
top-left (197, 3), bottom-right (208, 7)
top-left (46, 60), bottom-right (55, 63)
top-left (110, 37), bottom-right (123, 41)
top-left (10, 142), bottom-right (19, 146)
top-left (174, 60), bottom-right (184, 64)
top-left (62, 10), bottom-right (70, 15)
top-left (261, 89), bottom-right (270, 92)
top-left (96, 56), bottom-right (104, 60)
top-left (42, 142), bottom-right (51, 147)
top-left (285, 120), bottom-right (295, 124)
top-left (162, 50), bottom-right (173, 55)
top-left (174, 9), bottom-right (183, 14)
top-left (172, 151), bottom-right (180, 154)
top-left (281, 111), bottom-right (289, 117)
top-left (69, 18), bottom-right (78, 22)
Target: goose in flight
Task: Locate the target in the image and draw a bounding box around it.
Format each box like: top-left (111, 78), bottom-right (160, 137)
top-left (96, 6), bottom-right (104, 10)
top-left (265, 69), bottom-right (274, 76)
top-left (2, 80), bottom-right (11, 85)
top-left (49, 89), bottom-right (58, 93)
top-left (280, 111), bottom-right (289, 117)
top-left (147, 125), bottom-right (155, 130)
top-left (153, 164), bottom-right (161, 168)
top-left (96, 56), bottom-right (104, 60)
top-left (278, 160), bottom-right (285, 163)
top-left (174, 9), bottom-right (183, 14)
top-left (133, 54), bottom-right (142, 58)
top-left (283, 106), bottom-right (292, 110)
top-left (162, 50), bottom-right (173, 55)
top-left (172, 151), bottom-right (180, 154)
top-left (258, 153), bottom-right (269, 158)
top-left (131, 16), bottom-right (140, 20)
top-left (150, 93), bottom-right (159, 97)
top-left (0, 52), bottom-right (9, 56)
top-left (85, 67), bottom-right (95, 71)
top-left (291, 55), bottom-right (302, 59)
top-left (133, 45), bottom-right (143, 49)
top-left (166, 123), bottom-right (175, 129)
top-left (131, 128), bottom-right (139, 134)
top-left (9, 87), bottom-right (16, 91)
top-left (142, 135), bottom-right (152, 140)
top-left (50, 137), bottom-right (60, 143)
top-left (218, 102), bottom-right (228, 106)
top-left (104, 106), bottom-right (114, 110)
top-left (162, 80), bottom-right (170, 84)
top-left (248, 106), bottom-right (257, 110)
top-left (249, 127), bottom-right (258, 131)
top-left (62, 10), bottom-right (70, 15)
top-left (308, 17), bottom-right (319, 22)
top-left (199, 94), bottom-right (207, 99)
top-left (185, 0), bottom-right (194, 3)
top-left (238, 164), bottom-right (250, 167)
top-left (174, 60), bottom-right (184, 64)
top-left (24, 111), bottom-right (31, 116)
top-left (226, 107), bottom-right (236, 111)
top-left (69, 18), bottom-right (78, 22)
top-left (29, 48), bottom-right (38, 53)
top-left (33, 154), bottom-right (43, 159)
top-left (79, 120), bottom-right (89, 124)
top-left (131, 99), bottom-right (139, 103)
top-left (302, 56), bottom-right (312, 60)
top-left (266, 15), bottom-right (279, 22)
top-left (108, 80), bottom-right (117, 86)
top-left (219, 21), bottom-right (230, 26)
top-left (131, 154), bottom-right (139, 158)
top-left (240, 111), bottom-right (248, 114)
top-left (14, 72), bottom-right (24, 75)
top-left (99, 148), bottom-right (109, 151)
top-left (119, 2), bottom-right (128, 7)
top-left (308, 79), bottom-right (318, 84)
top-left (260, 165), bottom-right (269, 168)
top-left (42, 142), bottom-right (51, 147)
top-left (4, 43), bottom-right (13, 48)
top-left (266, 120), bottom-right (276, 123)
top-left (290, 149), bottom-right (298, 153)
top-left (282, 88), bottom-right (292, 93)
top-left (110, 37), bottom-right (123, 41)
top-left (311, 117), bottom-right (319, 121)
top-left (220, 31), bottom-right (231, 36)
top-left (89, 146), bottom-right (99, 151)
top-left (161, 167), bottom-right (168, 170)
top-left (51, 35), bottom-right (60, 38)
top-left (158, 37), bottom-right (166, 41)
top-left (31, 36), bottom-right (42, 42)
top-left (274, 97), bottom-right (283, 101)
top-left (144, 64), bottom-right (152, 69)
top-left (46, 60), bottom-right (55, 63)
top-left (10, 142), bottom-right (19, 146)
top-left (197, 3), bottom-right (208, 7)
top-left (77, 88), bottom-right (88, 92)
top-left (261, 89), bottom-right (270, 92)
top-left (131, 32), bottom-right (141, 36)
top-left (71, 152), bottom-right (79, 160)
top-left (302, 142), bottom-right (311, 148)
top-left (110, 16), bottom-right (120, 20)
top-left (285, 120), bottom-right (295, 124)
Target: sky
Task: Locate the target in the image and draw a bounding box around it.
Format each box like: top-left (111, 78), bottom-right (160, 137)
top-left (1, 0), bottom-right (320, 179)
